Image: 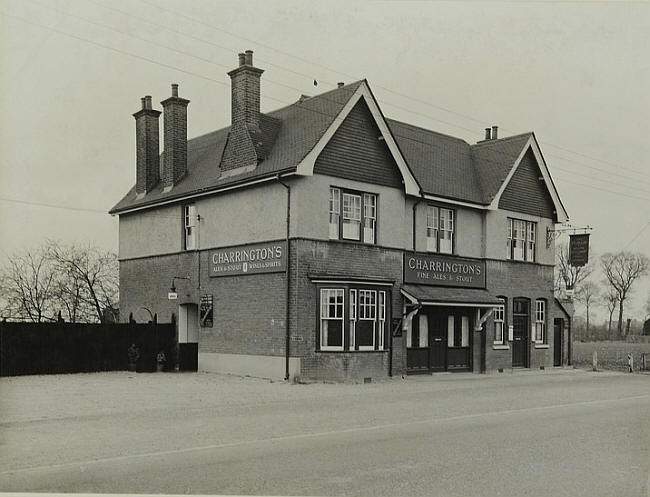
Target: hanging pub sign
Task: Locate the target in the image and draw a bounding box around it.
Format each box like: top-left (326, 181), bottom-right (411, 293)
top-left (404, 253), bottom-right (486, 288)
top-left (200, 294), bottom-right (213, 328)
top-left (569, 234), bottom-right (590, 267)
top-left (209, 240), bottom-right (287, 277)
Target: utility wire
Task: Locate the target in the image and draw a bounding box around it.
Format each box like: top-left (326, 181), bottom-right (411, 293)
top-left (138, 0), bottom-right (650, 179)
top-left (5, 11), bottom-right (649, 206)
top-left (623, 220), bottom-right (650, 250)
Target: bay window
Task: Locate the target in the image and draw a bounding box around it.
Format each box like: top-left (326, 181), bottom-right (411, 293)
top-left (426, 206), bottom-right (454, 254)
top-left (507, 218), bottom-right (536, 261)
top-left (329, 187), bottom-right (378, 244)
top-left (318, 286), bottom-right (388, 351)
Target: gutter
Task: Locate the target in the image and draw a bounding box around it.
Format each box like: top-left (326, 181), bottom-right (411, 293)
top-left (276, 174), bottom-right (291, 381)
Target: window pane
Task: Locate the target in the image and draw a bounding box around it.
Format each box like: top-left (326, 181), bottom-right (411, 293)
top-left (447, 315), bottom-right (455, 346)
top-left (343, 219), bottom-right (360, 239)
top-left (461, 316), bottom-right (469, 347)
top-left (322, 320), bottom-right (343, 347)
top-left (419, 314), bottom-right (428, 347)
top-left (357, 320), bottom-right (374, 347)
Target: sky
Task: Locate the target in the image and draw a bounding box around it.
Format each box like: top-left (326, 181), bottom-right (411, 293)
top-left (1, 0), bottom-right (649, 320)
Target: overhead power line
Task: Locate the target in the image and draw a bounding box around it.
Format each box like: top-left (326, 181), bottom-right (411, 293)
top-left (5, 10), bottom-right (650, 206)
top-left (136, 0), bottom-right (649, 179)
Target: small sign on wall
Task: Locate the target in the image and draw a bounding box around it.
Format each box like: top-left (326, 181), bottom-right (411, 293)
top-left (200, 294), bottom-right (213, 327)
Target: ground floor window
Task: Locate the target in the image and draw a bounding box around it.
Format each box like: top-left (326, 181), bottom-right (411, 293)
top-left (318, 285), bottom-right (389, 351)
top-left (494, 298), bottom-right (506, 344)
top-left (535, 299), bottom-right (546, 343)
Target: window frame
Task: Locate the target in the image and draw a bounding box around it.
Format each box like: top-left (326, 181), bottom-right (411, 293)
top-left (317, 285), bottom-right (389, 352)
top-left (534, 299), bottom-right (547, 344)
top-left (319, 288), bottom-right (345, 351)
top-left (507, 218), bottom-right (536, 262)
top-left (493, 297), bottom-right (506, 345)
top-left (426, 204), bottom-right (455, 254)
top-left (328, 187), bottom-right (378, 244)
top-left (183, 204), bottom-right (197, 251)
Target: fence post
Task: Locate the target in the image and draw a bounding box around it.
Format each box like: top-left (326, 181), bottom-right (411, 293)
top-left (592, 351), bottom-right (598, 371)
top-left (642, 353), bottom-right (647, 371)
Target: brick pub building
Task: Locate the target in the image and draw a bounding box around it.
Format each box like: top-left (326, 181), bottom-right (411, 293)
top-left (111, 51), bottom-right (572, 381)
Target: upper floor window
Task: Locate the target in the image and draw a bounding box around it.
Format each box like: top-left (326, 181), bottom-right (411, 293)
top-left (535, 299), bottom-right (546, 343)
top-left (507, 218), bottom-right (535, 262)
top-left (329, 187), bottom-right (377, 244)
top-left (494, 298), bottom-right (506, 345)
top-left (426, 206), bottom-right (454, 254)
top-left (184, 204), bottom-right (197, 250)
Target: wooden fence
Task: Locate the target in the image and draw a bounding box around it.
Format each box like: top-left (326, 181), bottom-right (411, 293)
top-left (0, 321), bottom-right (176, 376)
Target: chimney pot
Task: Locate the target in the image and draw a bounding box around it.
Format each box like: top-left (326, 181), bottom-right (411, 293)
top-left (492, 125), bottom-right (498, 139)
top-left (141, 97), bottom-right (147, 109)
top-left (485, 128), bottom-right (491, 140)
top-left (245, 50), bottom-right (253, 66)
top-left (171, 84), bottom-right (178, 97)
top-left (337, 82), bottom-right (344, 88)
top-left (238, 53), bottom-right (246, 67)
top-left (144, 95), bottom-right (152, 110)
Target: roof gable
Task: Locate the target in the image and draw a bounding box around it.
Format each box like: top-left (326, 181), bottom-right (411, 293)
top-left (295, 81), bottom-right (420, 196)
top-left (314, 98), bottom-right (403, 188)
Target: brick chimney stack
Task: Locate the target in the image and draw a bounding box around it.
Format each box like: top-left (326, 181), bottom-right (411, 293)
top-left (133, 95), bottom-right (161, 197)
top-left (228, 50), bottom-right (263, 134)
top-left (220, 50), bottom-right (265, 172)
top-left (161, 84), bottom-right (190, 191)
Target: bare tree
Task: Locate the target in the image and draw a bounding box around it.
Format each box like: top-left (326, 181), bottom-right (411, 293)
top-left (0, 247), bottom-right (57, 322)
top-left (47, 241), bottom-right (119, 323)
top-left (575, 281), bottom-right (599, 335)
top-left (555, 243), bottom-right (594, 296)
top-left (601, 286), bottom-right (619, 338)
top-left (600, 251), bottom-right (649, 338)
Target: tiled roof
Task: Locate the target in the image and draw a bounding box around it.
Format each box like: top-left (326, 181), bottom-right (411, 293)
top-left (110, 81), bottom-right (365, 213)
top-left (471, 133), bottom-right (533, 204)
top-left (388, 120), bottom-right (484, 203)
top-left (110, 80), bottom-right (533, 213)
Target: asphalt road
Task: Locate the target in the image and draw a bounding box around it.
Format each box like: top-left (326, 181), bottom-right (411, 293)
top-left (1, 370), bottom-right (648, 496)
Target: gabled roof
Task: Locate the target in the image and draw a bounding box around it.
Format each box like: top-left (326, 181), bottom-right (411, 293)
top-left (388, 120), bottom-right (484, 204)
top-left (110, 81), bottom-right (365, 214)
top-left (111, 79), bottom-right (567, 222)
top-left (471, 133), bottom-right (533, 204)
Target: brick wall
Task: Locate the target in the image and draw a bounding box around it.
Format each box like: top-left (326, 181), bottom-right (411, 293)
top-left (119, 249), bottom-right (287, 357)
top-left (482, 259), bottom-right (557, 371)
top-left (289, 238), bottom-right (404, 381)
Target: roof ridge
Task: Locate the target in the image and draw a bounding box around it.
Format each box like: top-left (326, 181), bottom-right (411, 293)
top-left (471, 132), bottom-right (532, 148)
top-left (387, 118), bottom-right (470, 144)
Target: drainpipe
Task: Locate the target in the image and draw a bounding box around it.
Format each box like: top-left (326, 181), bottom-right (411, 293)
top-left (412, 193), bottom-right (425, 252)
top-left (276, 175), bottom-right (291, 381)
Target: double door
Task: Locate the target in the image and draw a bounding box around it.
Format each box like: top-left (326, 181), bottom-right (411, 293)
top-left (407, 308), bottom-right (471, 373)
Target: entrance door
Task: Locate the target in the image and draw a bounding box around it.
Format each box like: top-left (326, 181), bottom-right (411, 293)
top-left (406, 313), bottom-right (429, 373)
top-left (512, 299), bottom-right (529, 368)
top-left (429, 312), bottom-right (447, 372)
top-left (178, 304), bottom-right (199, 371)
top-left (554, 318), bottom-right (563, 366)
top-left (447, 312), bottom-right (471, 371)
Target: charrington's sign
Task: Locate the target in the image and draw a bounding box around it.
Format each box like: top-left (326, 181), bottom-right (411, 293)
top-left (210, 241), bottom-right (287, 277)
top-left (404, 253), bottom-right (486, 288)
